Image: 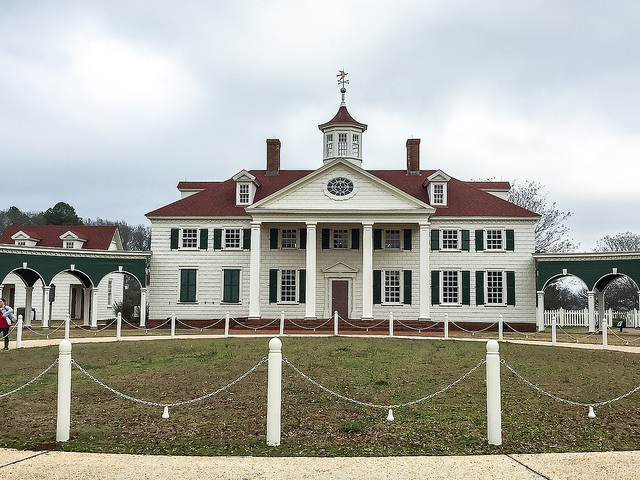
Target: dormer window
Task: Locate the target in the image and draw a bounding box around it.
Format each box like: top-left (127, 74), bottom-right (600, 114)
top-left (432, 184), bottom-right (445, 205)
top-left (426, 170), bottom-right (451, 207)
top-left (238, 184), bottom-right (250, 205)
top-left (65, 241), bottom-right (75, 249)
top-left (232, 170), bottom-right (260, 206)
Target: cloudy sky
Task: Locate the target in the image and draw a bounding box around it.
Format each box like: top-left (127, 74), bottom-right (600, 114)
top-left (2, 1), bottom-right (638, 250)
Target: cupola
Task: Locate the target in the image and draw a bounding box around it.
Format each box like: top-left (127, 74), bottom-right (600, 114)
top-left (318, 71), bottom-right (367, 167)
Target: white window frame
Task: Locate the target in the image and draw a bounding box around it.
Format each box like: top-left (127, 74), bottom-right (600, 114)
top-left (281, 229), bottom-right (297, 249)
top-left (352, 133), bottom-right (360, 157)
top-left (486, 271), bottom-right (506, 305)
top-left (384, 229), bottom-right (401, 249)
top-left (224, 227), bottom-right (243, 250)
top-left (332, 229), bottom-right (349, 249)
top-left (431, 183), bottom-right (447, 205)
top-left (279, 269), bottom-right (298, 304)
top-left (485, 229), bottom-right (505, 251)
top-left (338, 133), bottom-right (348, 156)
top-left (441, 270), bottom-right (461, 306)
top-left (237, 183), bottom-right (251, 205)
top-left (383, 269), bottom-right (402, 305)
top-left (441, 229), bottom-right (460, 251)
top-left (326, 133), bottom-right (333, 157)
top-left (181, 228), bottom-right (199, 249)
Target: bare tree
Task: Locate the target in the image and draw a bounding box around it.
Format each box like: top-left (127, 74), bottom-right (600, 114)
top-left (507, 180), bottom-right (578, 253)
top-left (595, 231), bottom-right (640, 252)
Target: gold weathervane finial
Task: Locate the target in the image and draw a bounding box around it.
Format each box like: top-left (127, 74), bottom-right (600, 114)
top-left (337, 70), bottom-right (349, 91)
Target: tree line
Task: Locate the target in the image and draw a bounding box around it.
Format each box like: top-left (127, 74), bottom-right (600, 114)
top-left (0, 202), bottom-right (150, 251)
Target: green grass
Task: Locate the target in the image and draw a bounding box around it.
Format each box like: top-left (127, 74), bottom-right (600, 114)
top-left (1, 337), bottom-right (640, 456)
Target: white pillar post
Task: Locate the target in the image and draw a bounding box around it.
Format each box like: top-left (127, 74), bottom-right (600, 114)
top-left (139, 288), bottom-right (147, 328)
top-left (333, 310), bottom-right (339, 336)
top-left (389, 312), bottom-right (394, 337)
top-left (224, 311), bottom-right (230, 337)
top-left (602, 315), bottom-right (608, 350)
top-left (551, 315), bottom-right (557, 346)
top-left (304, 222), bottom-right (317, 321)
top-left (16, 315), bottom-right (23, 349)
top-left (91, 288), bottom-right (99, 329)
top-left (597, 291), bottom-right (605, 332)
top-left (170, 312), bottom-right (176, 339)
top-left (64, 313), bottom-right (70, 340)
top-left (587, 291), bottom-right (596, 333)
top-left (56, 339), bottom-right (72, 443)
top-left (42, 285), bottom-right (50, 328)
top-left (498, 314), bottom-right (504, 341)
top-left (116, 312), bottom-right (122, 341)
top-left (279, 311), bottom-right (285, 336)
top-left (418, 222), bottom-right (431, 321)
top-left (536, 290), bottom-right (545, 332)
top-left (24, 286), bottom-right (33, 326)
top-left (444, 313), bottom-right (449, 339)
top-left (248, 221), bottom-right (262, 320)
top-left (486, 339), bottom-right (502, 446)
top-left (559, 307), bottom-right (565, 327)
top-left (361, 222), bottom-right (374, 320)
top-left (266, 337), bottom-right (282, 447)
top-left (83, 288), bottom-right (91, 326)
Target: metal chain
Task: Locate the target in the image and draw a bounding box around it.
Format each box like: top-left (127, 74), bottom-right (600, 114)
top-left (450, 321), bottom-right (497, 334)
top-left (232, 317), bottom-right (279, 331)
top-left (0, 359), bottom-right (58, 398)
top-left (340, 316), bottom-right (387, 330)
top-left (175, 318), bottom-right (224, 330)
top-left (287, 317), bottom-right (332, 330)
top-left (71, 357), bottom-right (267, 407)
top-left (503, 322), bottom-right (543, 338)
top-left (283, 357), bottom-right (486, 409)
top-left (395, 319), bottom-right (440, 332)
top-left (502, 359), bottom-right (640, 407)
top-left (25, 321), bottom-right (66, 336)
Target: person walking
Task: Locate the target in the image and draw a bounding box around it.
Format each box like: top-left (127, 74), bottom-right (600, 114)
top-left (0, 298), bottom-right (13, 350)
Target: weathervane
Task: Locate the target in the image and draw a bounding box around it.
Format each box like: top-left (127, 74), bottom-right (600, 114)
top-left (337, 70), bottom-right (349, 105)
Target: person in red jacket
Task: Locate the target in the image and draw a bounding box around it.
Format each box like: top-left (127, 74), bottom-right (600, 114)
top-left (0, 298), bottom-right (13, 350)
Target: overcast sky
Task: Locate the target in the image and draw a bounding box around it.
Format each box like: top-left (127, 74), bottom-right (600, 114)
top-left (2, 1), bottom-right (639, 250)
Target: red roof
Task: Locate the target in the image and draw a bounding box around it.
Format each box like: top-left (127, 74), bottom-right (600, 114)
top-left (0, 225), bottom-right (120, 250)
top-left (318, 105), bottom-right (367, 131)
top-left (146, 170), bottom-right (539, 219)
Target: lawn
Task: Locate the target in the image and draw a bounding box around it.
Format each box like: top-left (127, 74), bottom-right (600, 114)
top-left (1, 336), bottom-right (640, 456)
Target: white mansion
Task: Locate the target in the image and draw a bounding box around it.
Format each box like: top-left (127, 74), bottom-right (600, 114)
top-left (146, 86), bottom-right (539, 325)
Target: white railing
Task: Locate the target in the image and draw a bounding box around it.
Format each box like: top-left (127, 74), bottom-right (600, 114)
top-left (544, 308), bottom-right (639, 327)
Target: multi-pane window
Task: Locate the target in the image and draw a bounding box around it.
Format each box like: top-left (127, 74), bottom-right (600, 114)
top-left (238, 184), bottom-right (250, 204)
top-left (384, 270), bottom-right (401, 303)
top-left (65, 241), bottom-right (75, 249)
top-left (280, 269), bottom-right (297, 303)
top-left (281, 229), bottom-right (297, 249)
top-left (486, 230), bottom-right (504, 250)
top-left (333, 229), bottom-right (349, 249)
top-left (17, 241), bottom-right (26, 246)
top-left (182, 228), bottom-right (198, 249)
top-left (338, 133), bottom-right (347, 156)
top-left (433, 184), bottom-right (445, 204)
top-left (442, 271), bottom-right (460, 304)
top-left (486, 271), bottom-right (504, 304)
top-left (179, 269), bottom-right (197, 303)
top-left (352, 134), bottom-right (359, 157)
top-left (326, 134), bottom-right (333, 157)
top-left (223, 269), bottom-right (240, 303)
top-left (385, 230), bottom-right (400, 249)
top-left (225, 228), bottom-right (242, 249)
top-left (442, 230), bottom-right (459, 250)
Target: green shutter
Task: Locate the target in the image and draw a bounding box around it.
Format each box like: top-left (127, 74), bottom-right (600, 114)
top-left (243, 229), bottom-right (251, 249)
top-left (506, 230), bottom-right (515, 251)
top-left (431, 229), bottom-right (439, 251)
top-left (462, 270), bottom-right (470, 305)
top-left (180, 269), bottom-right (196, 303)
top-left (403, 229), bottom-right (412, 251)
top-left (374, 229), bottom-right (382, 250)
top-left (322, 229), bottom-right (330, 249)
top-left (431, 270), bottom-right (440, 305)
top-left (507, 271), bottom-right (516, 305)
top-left (299, 269), bottom-right (306, 303)
top-left (299, 228), bottom-right (307, 249)
top-left (170, 229), bottom-right (179, 250)
top-left (351, 228), bottom-right (360, 250)
top-left (213, 229), bottom-right (222, 250)
top-left (199, 229), bottom-right (208, 250)
top-left (373, 270), bottom-right (382, 304)
top-left (223, 269), bottom-right (240, 303)
top-left (475, 230), bottom-right (484, 251)
top-left (403, 270), bottom-right (412, 305)
top-left (269, 269), bottom-right (278, 303)
top-left (462, 230), bottom-right (470, 251)
top-left (476, 271), bottom-right (485, 305)
top-left (270, 229), bottom-right (279, 249)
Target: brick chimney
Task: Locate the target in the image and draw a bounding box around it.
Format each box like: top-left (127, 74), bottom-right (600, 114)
top-left (406, 138), bottom-right (420, 175)
top-left (266, 139), bottom-right (281, 175)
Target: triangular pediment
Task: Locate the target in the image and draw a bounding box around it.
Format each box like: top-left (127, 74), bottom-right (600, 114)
top-left (247, 159), bottom-right (434, 214)
top-left (323, 262), bottom-right (358, 274)
top-left (425, 169), bottom-right (451, 184)
top-left (11, 230), bottom-right (32, 241)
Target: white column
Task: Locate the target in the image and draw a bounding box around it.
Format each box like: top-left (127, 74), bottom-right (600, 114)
top-left (361, 222), bottom-right (373, 320)
top-left (419, 222), bottom-right (431, 320)
top-left (266, 337), bottom-right (282, 446)
top-left (42, 285), bottom-right (50, 328)
top-left (24, 286), bottom-right (34, 327)
top-left (536, 290), bottom-right (545, 331)
top-left (248, 221), bottom-right (262, 320)
top-left (304, 222), bottom-right (317, 320)
top-left (597, 290), bottom-right (605, 332)
top-left (587, 290), bottom-right (596, 333)
top-left (91, 288), bottom-right (99, 328)
top-left (486, 339), bottom-right (502, 446)
top-left (83, 288), bottom-right (91, 326)
top-left (139, 288), bottom-right (147, 327)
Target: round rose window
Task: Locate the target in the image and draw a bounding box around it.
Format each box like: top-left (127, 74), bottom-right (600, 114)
top-left (327, 177), bottom-right (354, 197)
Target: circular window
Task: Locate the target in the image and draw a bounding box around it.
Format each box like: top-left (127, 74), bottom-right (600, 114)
top-left (327, 177), bottom-right (354, 197)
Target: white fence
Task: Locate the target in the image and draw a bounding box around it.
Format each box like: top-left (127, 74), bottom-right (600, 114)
top-left (544, 308), bottom-right (640, 328)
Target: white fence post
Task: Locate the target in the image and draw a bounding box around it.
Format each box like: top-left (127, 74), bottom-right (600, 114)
top-left (444, 313), bottom-right (449, 340)
top-left (486, 339), bottom-right (502, 446)
top-left (224, 312), bottom-right (230, 338)
top-left (64, 313), bottom-right (70, 340)
top-left (333, 311), bottom-right (339, 336)
top-left (116, 313), bottom-right (122, 341)
top-left (389, 312), bottom-right (394, 337)
top-left (16, 315), bottom-right (23, 349)
top-left (56, 339), bottom-right (72, 442)
top-left (498, 315), bottom-right (503, 341)
top-left (279, 311), bottom-right (285, 336)
top-left (266, 337), bottom-right (282, 447)
top-left (551, 315), bottom-right (557, 346)
top-left (602, 316), bottom-right (608, 350)
top-left (171, 313), bottom-right (176, 339)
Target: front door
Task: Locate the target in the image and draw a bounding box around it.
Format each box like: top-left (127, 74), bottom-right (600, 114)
top-left (331, 280), bottom-right (349, 319)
